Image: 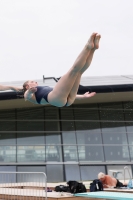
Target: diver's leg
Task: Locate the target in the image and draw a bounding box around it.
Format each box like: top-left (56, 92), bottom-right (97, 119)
top-left (48, 33), bottom-right (97, 107)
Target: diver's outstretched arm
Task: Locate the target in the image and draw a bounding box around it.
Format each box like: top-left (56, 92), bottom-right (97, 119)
top-left (0, 85), bottom-right (23, 92)
top-left (75, 91), bottom-right (96, 100)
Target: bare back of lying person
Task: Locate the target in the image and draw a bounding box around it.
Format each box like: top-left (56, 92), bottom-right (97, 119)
top-left (98, 172), bottom-right (124, 188)
top-left (23, 33), bottom-right (101, 107)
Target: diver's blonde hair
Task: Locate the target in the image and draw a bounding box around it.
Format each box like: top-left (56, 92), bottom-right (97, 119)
top-left (23, 81), bottom-right (29, 93)
top-left (98, 172), bottom-right (105, 179)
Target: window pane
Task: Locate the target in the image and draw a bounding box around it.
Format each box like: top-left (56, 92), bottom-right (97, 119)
top-left (129, 146), bottom-right (133, 161)
top-left (62, 131), bottom-right (78, 161)
top-left (101, 122), bottom-right (126, 133)
top-left (78, 145), bottom-right (104, 162)
top-left (124, 109), bottom-right (133, 132)
top-left (17, 166), bottom-right (46, 182)
top-left (78, 145), bottom-right (85, 160)
top-left (60, 108), bottom-right (75, 131)
top-left (80, 166), bottom-right (106, 181)
top-left (104, 146), bottom-right (130, 161)
top-left (65, 164), bottom-right (80, 181)
top-left (102, 132), bottom-right (128, 145)
top-left (127, 134), bottom-right (133, 146)
top-left (17, 122), bottom-right (44, 131)
top-left (63, 146), bottom-right (78, 162)
top-left (75, 122), bottom-right (101, 133)
top-left (17, 146), bottom-right (45, 162)
top-left (62, 131), bottom-right (76, 144)
top-left (0, 146), bottom-right (16, 162)
top-left (44, 107), bottom-right (59, 131)
top-left (17, 133), bottom-right (45, 145)
top-left (45, 108), bottom-right (61, 162)
top-left (17, 108), bottom-right (44, 131)
top-left (127, 133), bottom-right (133, 146)
top-left (99, 103), bottom-right (126, 133)
top-left (74, 106), bottom-right (102, 165)
top-left (46, 133), bottom-right (61, 144)
top-left (77, 131), bottom-right (104, 162)
top-left (0, 110), bottom-right (16, 131)
top-left (123, 102), bottom-right (133, 110)
top-left (74, 105), bottom-right (99, 118)
top-left (0, 110), bottom-right (16, 145)
top-left (77, 131), bottom-right (102, 144)
top-left (0, 133), bottom-right (16, 145)
top-left (46, 145), bottom-right (62, 162)
top-left (0, 166), bottom-right (16, 183)
top-left (46, 133), bottom-right (62, 162)
top-left (74, 106), bottom-right (100, 132)
top-left (46, 164), bottom-right (63, 182)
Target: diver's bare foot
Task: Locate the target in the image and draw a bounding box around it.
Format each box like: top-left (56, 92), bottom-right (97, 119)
top-left (86, 33), bottom-right (97, 50)
top-left (94, 34), bottom-right (101, 49)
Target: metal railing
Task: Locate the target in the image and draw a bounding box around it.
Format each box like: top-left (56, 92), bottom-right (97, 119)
top-left (124, 166), bottom-right (132, 183)
top-left (0, 172), bottom-right (47, 200)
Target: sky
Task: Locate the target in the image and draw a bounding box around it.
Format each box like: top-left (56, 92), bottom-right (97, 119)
top-left (0, 0), bottom-right (133, 82)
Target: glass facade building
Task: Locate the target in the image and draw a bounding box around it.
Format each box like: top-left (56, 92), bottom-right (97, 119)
top-left (0, 101), bottom-right (133, 182)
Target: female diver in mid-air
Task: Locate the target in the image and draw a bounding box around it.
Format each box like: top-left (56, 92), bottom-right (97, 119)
top-left (22, 33), bottom-right (101, 107)
top-left (0, 33), bottom-right (101, 106)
